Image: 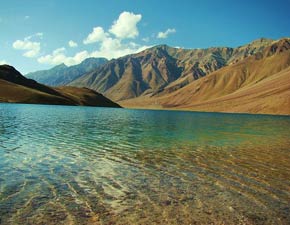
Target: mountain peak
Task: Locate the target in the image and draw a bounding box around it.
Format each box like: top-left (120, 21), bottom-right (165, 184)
top-left (0, 64), bottom-right (15, 70)
top-left (140, 44), bottom-right (169, 53)
top-left (52, 63), bottom-right (67, 70)
top-left (80, 57), bottom-right (108, 66)
top-left (69, 37), bottom-right (290, 103)
top-left (252, 37), bottom-right (273, 43)
top-left (248, 38), bottom-right (274, 47)
top-left (150, 44), bottom-right (171, 51)
top-left (154, 44), bottom-right (170, 48)
top-left (25, 57), bottom-right (108, 86)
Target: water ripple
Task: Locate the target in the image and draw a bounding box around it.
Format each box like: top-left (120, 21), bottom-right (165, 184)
top-left (0, 104), bottom-right (290, 224)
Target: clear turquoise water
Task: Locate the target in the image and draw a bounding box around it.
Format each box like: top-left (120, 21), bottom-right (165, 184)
top-left (0, 103), bottom-right (290, 224)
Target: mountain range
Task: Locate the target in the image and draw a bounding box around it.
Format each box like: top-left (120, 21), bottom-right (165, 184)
top-left (13, 37), bottom-right (290, 115)
top-left (69, 38), bottom-right (276, 101)
top-left (0, 65), bottom-right (120, 107)
top-left (64, 37), bottom-right (289, 115)
top-left (121, 38), bottom-right (290, 115)
top-left (26, 57), bottom-right (108, 86)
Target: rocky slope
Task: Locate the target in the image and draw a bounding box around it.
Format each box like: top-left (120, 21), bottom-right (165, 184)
top-left (69, 38), bottom-right (275, 101)
top-left (120, 38), bottom-right (290, 115)
top-left (0, 65), bottom-right (120, 107)
top-left (26, 57), bottom-right (108, 86)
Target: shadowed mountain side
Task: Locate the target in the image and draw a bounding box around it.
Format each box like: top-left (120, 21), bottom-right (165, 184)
top-left (0, 79), bottom-right (75, 105)
top-left (0, 65), bottom-right (121, 108)
top-left (25, 57), bottom-right (108, 86)
top-left (69, 48), bottom-right (183, 101)
top-left (55, 86), bottom-right (121, 107)
top-left (69, 38), bottom-right (276, 101)
top-left (119, 39), bottom-right (290, 115)
top-left (0, 65), bottom-right (64, 97)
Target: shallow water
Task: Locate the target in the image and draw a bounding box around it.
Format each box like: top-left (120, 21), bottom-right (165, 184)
top-left (0, 103), bottom-right (290, 225)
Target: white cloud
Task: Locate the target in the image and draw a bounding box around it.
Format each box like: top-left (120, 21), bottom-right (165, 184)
top-left (109, 11), bottom-right (141, 39)
top-left (100, 37), bottom-right (122, 51)
top-left (68, 40), bottom-right (78, 48)
top-left (157, 28), bottom-right (176, 39)
top-left (142, 37), bottom-right (150, 42)
top-left (37, 11), bottom-right (151, 66)
top-left (83, 27), bottom-right (108, 44)
top-left (53, 47), bottom-right (66, 55)
top-left (38, 47), bottom-right (93, 66)
top-left (90, 40), bottom-right (150, 60)
top-left (0, 60), bottom-right (8, 65)
top-left (25, 32), bottom-right (43, 41)
top-left (38, 41), bottom-right (150, 66)
top-left (25, 16), bottom-right (30, 20)
top-left (13, 39), bottom-right (40, 58)
top-left (12, 33), bottom-right (43, 58)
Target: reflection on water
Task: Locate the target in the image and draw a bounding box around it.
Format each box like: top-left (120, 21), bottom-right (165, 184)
top-left (0, 103), bottom-right (290, 225)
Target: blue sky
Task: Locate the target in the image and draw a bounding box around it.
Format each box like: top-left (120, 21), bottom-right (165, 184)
top-left (1, 0), bottom-right (290, 74)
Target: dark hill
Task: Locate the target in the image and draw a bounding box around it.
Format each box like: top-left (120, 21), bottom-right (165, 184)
top-left (0, 65), bottom-right (120, 108)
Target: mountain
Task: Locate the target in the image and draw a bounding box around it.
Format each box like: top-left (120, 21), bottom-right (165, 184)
top-left (120, 38), bottom-right (290, 115)
top-left (25, 57), bottom-right (108, 86)
top-left (69, 38), bottom-right (275, 102)
top-left (69, 37), bottom-right (290, 115)
top-left (0, 65), bottom-right (121, 108)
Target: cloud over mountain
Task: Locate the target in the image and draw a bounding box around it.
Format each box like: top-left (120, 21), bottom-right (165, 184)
top-left (83, 27), bottom-right (108, 44)
top-left (38, 11), bottom-right (149, 66)
top-left (109, 11), bottom-right (142, 39)
top-left (38, 48), bottom-right (93, 66)
top-left (157, 28), bottom-right (176, 39)
top-left (12, 33), bottom-right (43, 58)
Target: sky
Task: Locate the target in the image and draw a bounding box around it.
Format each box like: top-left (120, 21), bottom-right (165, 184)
top-left (1, 0), bottom-right (290, 74)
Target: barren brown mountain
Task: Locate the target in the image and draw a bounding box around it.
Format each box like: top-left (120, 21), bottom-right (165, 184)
top-left (120, 38), bottom-right (290, 115)
top-left (0, 65), bottom-right (121, 107)
top-left (69, 38), bottom-right (290, 115)
top-left (69, 38), bottom-right (275, 101)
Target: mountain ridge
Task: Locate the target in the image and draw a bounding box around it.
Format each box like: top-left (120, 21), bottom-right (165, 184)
top-left (11, 37), bottom-right (290, 114)
top-left (69, 38), bottom-right (282, 102)
top-left (119, 38), bottom-right (290, 115)
top-left (26, 57), bottom-right (108, 86)
top-left (0, 65), bottom-right (121, 107)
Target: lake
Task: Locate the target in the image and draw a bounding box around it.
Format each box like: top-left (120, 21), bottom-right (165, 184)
top-left (0, 103), bottom-right (289, 225)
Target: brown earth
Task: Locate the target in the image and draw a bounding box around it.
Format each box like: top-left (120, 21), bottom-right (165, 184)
top-left (0, 65), bottom-right (121, 108)
top-left (119, 39), bottom-right (290, 115)
top-left (69, 38), bottom-right (276, 102)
